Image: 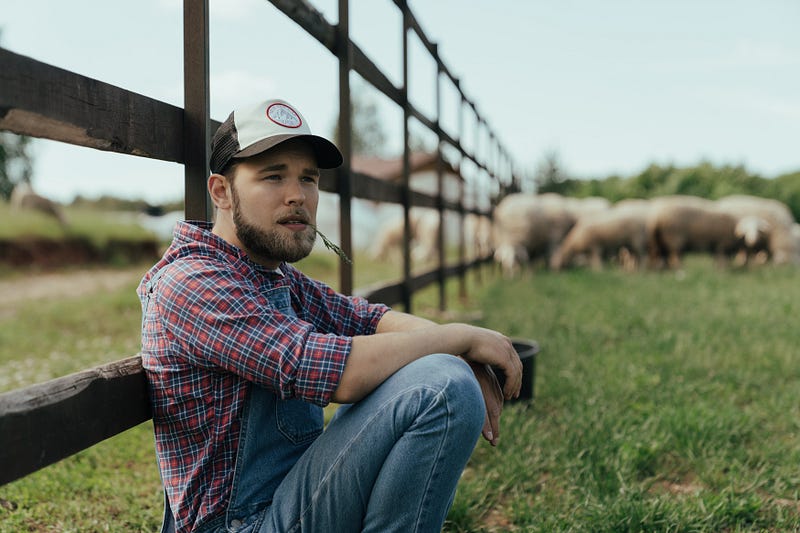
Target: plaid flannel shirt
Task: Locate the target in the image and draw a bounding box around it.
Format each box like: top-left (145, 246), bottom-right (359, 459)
top-left (137, 221), bottom-right (389, 532)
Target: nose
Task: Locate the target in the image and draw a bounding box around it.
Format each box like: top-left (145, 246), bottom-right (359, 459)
top-left (285, 178), bottom-right (306, 206)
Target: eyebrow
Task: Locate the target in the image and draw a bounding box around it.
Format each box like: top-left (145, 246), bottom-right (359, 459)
top-left (257, 163), bottom-right (320, 175)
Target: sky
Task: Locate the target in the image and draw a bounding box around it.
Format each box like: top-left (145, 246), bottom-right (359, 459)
top-left (2, 0), bottom-right (799, 204)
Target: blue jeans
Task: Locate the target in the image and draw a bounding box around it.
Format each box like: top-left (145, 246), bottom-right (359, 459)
top-left (248, 353), bottom-right (485, 533)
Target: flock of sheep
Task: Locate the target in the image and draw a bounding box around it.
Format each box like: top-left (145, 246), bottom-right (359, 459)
top-left (491, 193), bottom-right (800, 276)
top-left (13, 182), bottom-right (798, 278)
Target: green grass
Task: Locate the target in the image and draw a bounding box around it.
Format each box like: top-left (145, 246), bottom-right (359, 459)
top-left (0, 423), bottom-right (163, 532)
top-left (2, 256), bottom-right (800, 531)
top-left (0, 203), bottom-right (159, 247)
top-left (0, 271), bottom-right (148, 392)
top-left (445, 257), bottom-right (800, 532)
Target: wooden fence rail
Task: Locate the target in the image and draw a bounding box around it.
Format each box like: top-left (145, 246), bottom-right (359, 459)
top-left (0, 357), bottom-right (149, 486)
top-left (0, 0), bottom-right (518, 489)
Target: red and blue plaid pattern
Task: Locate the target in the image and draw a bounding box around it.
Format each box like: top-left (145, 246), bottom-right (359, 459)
top-left (137, 221), bottom-right (388, 531)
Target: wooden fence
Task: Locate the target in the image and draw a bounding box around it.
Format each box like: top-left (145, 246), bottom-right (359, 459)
top-left (0, 0), bottom-right (519, 487)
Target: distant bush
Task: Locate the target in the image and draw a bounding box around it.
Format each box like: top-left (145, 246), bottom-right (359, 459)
top-left (69, 194), bottom-right (183, 215)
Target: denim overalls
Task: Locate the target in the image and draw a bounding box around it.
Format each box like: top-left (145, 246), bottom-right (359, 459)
top-left (157, 284), bottom-right (323, 533)
top-left (222, 285), bottom-right (323, 531)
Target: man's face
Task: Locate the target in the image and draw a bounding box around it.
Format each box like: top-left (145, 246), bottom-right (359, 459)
top-left (228, 139), bottom-right (320, 267)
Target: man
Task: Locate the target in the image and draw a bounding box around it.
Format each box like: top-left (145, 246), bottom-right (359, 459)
top-left (138, 98), bottom-right (522, 533)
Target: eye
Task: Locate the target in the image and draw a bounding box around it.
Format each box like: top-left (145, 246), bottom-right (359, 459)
top-left (262, 174), bottom-right (282, 181)
top-left (302, 175), bottom-right (319, 185)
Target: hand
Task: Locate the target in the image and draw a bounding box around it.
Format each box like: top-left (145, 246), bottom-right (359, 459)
top-left (456, 325), bottom-right (523, 400)
top-left (469, 362), bottom-right (504, 446)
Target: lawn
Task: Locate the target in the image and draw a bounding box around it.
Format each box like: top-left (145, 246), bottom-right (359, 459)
top-left (1, 256), bottom-right (799, 531)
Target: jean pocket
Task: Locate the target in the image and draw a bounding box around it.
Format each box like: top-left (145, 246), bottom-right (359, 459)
top-left (276, 398), bottom-right (323, 445)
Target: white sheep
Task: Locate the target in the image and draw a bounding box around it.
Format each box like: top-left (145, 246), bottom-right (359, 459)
top-left (645, 196), bottom-right (741, 269)
top-left (492, 192), bottom-right (577, 277)
top-left (732, 215), bottom-right (771, 266)
top-left (369, 209), bottom-right (441, 265)
top-left (550, 202), bottom-right (650, 271)
top-left (715, 195), bottom-right (798, 265)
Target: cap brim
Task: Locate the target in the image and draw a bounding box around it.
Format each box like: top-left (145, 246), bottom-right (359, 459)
top-left (233, 134), bottom-right (343, 169)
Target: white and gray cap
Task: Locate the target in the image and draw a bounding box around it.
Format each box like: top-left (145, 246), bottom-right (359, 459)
top-left (209, 98), bottom-right (343, 174)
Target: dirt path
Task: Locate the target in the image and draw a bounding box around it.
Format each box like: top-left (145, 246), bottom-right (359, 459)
top-left (0, 267), bottom-right (145, 314)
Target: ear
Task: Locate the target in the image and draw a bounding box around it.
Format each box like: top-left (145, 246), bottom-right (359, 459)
top-left (208, 173), bottom-right (232, 210)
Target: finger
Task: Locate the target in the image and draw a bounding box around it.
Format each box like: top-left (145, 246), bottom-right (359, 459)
top-left (488, 405), bottom-right (501, 444)
top-left (509, 345), bottom-right (523, 398)
top-left (502, 350), bottom-right (522, 400)
top-left (482, 411), bottom-right (496, 446)
top-left (511, 355), bottom-right (523, 399)
top-left (488, 379), bottom-right (503, 445)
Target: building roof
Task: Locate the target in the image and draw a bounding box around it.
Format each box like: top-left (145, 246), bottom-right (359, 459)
top-left (350, 152), bottom-right (462, 182)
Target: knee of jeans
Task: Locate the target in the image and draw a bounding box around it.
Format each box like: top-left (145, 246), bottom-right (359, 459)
top-left (417, 354), bottom-right (485, 429)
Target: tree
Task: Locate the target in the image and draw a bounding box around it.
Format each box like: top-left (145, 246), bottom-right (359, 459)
top-left (0, 131), bottom-right (34, 201)
top-left (0, 28), bottom-right (35, 201)
top-left (534, 150), bottom-right (573, 195)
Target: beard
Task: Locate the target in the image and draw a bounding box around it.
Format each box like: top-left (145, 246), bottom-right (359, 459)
top-left (230, 186), bottom-right (316, 264)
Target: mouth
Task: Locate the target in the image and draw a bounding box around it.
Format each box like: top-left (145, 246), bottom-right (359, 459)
top-left (277, 213), bottom-right (310, 230)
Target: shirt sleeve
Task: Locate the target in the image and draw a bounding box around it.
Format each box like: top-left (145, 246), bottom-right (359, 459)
top-left (153, 258), bottom-right (358, 406)
top-left (280, 265), bottom-right (391, 402)
top-left (283, 263), bottom-right (390, 337)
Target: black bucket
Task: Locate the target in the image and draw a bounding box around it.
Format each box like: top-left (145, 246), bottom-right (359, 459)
top-left (493, 338), bottom-right (539, 403)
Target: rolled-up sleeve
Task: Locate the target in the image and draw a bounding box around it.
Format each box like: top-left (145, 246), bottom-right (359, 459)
top-left (294, 332), bottom-right (352, 404)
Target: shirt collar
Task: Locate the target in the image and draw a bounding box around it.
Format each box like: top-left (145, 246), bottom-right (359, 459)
top-left (174, 220), bottom-right (286, 278)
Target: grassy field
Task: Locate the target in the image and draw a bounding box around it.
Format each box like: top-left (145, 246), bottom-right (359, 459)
top-left (1, 256), bottom-right (799, 531)
top-left (0, 203), bottom-right (159, 246)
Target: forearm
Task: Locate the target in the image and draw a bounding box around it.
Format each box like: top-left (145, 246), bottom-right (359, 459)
top-left (332, 323), bottom-right (471, 403)
top-left (375, 309), bottom-right (437, 333)
top-left (332, 319), bottom-right (523, 404)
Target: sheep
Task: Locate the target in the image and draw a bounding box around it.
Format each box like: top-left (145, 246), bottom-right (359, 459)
top-left (492, 192), bottom-right (577, 277)
top-left (371, 209), bottom-right (494, 267)
top-left (732, 215), bottom-right (771, 266)
top-left (563, 196), bottom-right (612, 220)
top-left (370, 213), bottom-right (420, 262)
top-left (550, 202), bottom-right (650, 271)
top-left (369, 209), bottom-right (443, 265)
top-left (409, 210), bottom-right (441, 264)
top-left (715, 195), bottom-right (798, 265)
top-left (465, 213), bottom-right (493, 260)
top-left (645, 196), bottom-right (740, 269)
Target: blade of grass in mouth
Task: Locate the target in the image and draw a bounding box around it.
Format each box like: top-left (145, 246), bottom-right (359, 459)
top-left (310, 224), bottom-right (352, 265)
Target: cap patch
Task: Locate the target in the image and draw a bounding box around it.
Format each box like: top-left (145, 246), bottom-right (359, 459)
top-left (266, 103), bottom-right (302, 129)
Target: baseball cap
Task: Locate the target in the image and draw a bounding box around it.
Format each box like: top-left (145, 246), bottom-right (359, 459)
top-left (209, 98), bottom-right (343, 174)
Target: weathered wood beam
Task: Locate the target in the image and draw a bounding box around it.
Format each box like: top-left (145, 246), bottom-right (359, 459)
top-left (267, 0), bottom-right (337, 53)
top-left (0, 47), bottom-right (184, 163)
top-left (351, 171), bottom-right (403, 204)
top-left (0, 356), bottom-right (151, 487)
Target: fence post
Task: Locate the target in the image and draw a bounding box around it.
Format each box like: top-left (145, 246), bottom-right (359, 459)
top-left (336, 0), bottom-right (354, 295)
top-left (434, 45), bottom-right (446, 312)
top-left (400, 1), bottom-right (412, 312)
top-left (457, 84), bottom-right (470, 293)
top-left (183, 0), bottom-right (212, 222)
